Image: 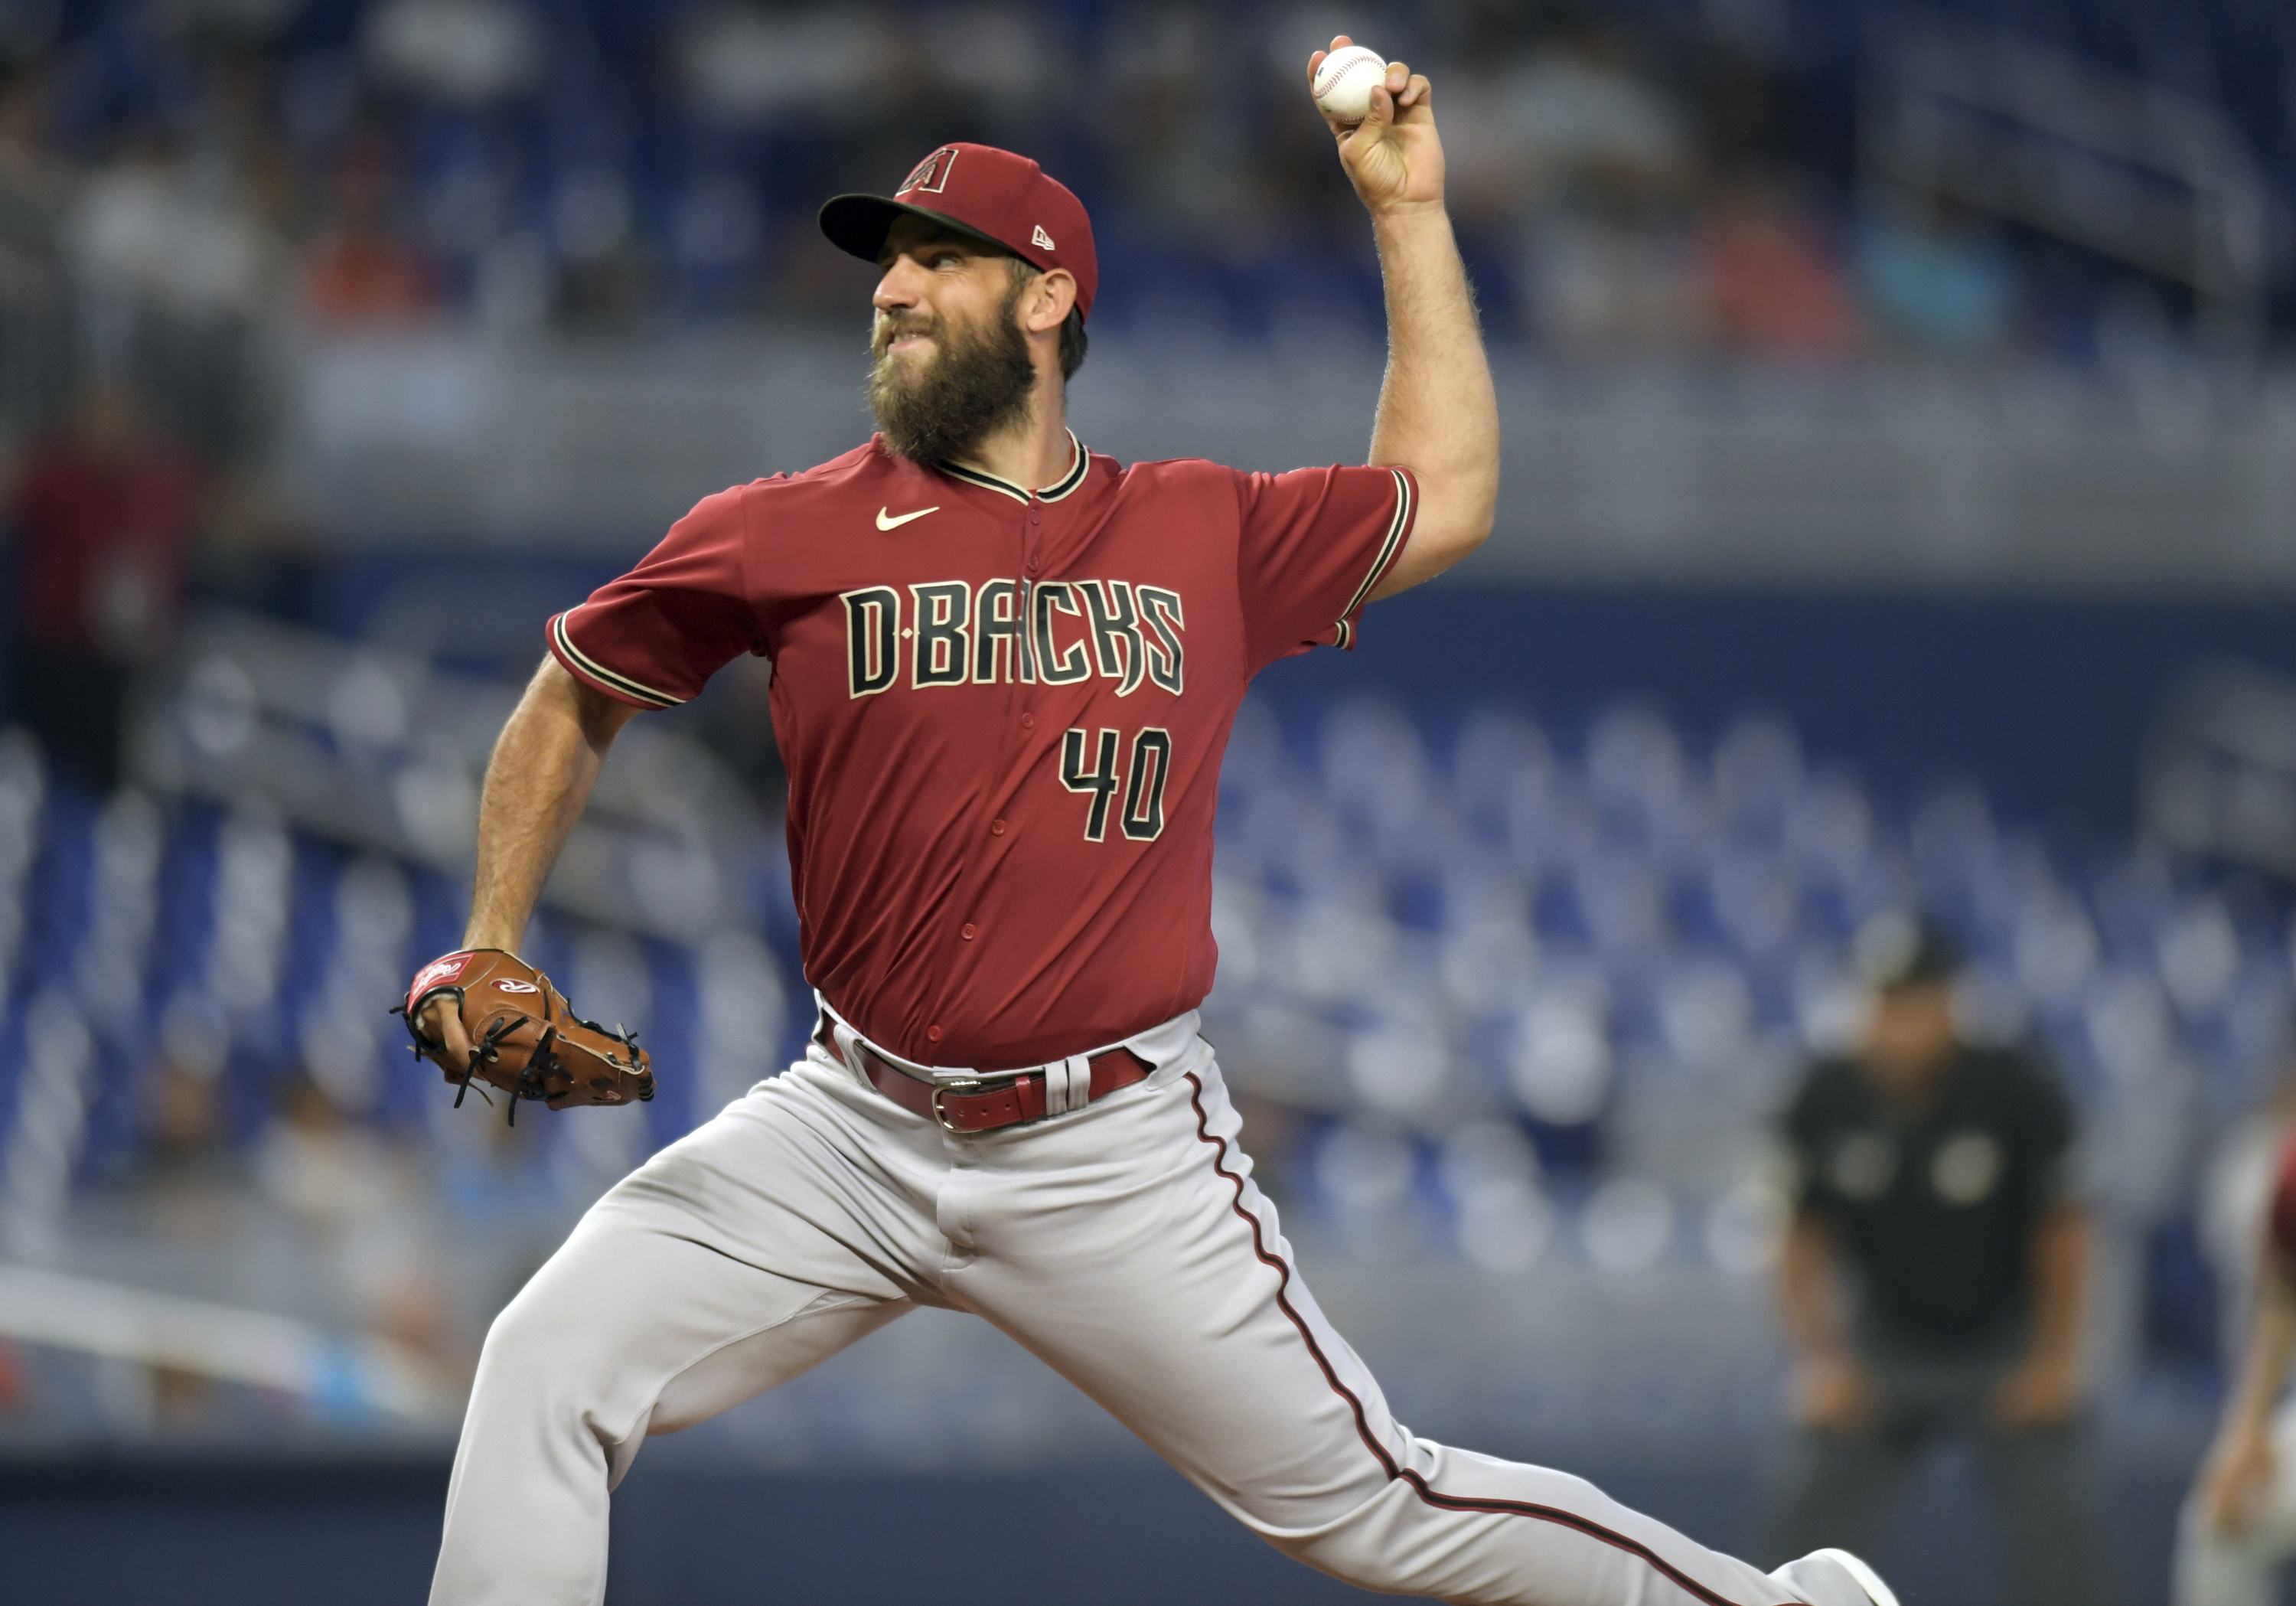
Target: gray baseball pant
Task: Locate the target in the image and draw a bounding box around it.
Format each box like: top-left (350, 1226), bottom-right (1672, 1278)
top-left (1758, 1331), bottom-right (2116, 1606)
top-left (430, 1017), bottom-right (1809, 1605)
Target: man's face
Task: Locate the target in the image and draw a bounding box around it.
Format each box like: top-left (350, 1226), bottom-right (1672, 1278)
top-left (1861, 981), bottom-right (1958, 1079)
top-left (868, 217), bottom-right (1036, 463)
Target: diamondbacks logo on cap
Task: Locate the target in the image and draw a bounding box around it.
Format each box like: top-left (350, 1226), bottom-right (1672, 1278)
top-left (899, 147), bottom-right (958, 197)
top-left (1032, 224), bottom-right (1055, 250)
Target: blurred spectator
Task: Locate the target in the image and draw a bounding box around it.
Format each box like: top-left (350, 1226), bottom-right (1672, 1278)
top-left (0, 66), bottom-right (68, 238)
top-left (2, 380), bottom-right (202, 791)
top-left (1498, 24), bottom-right (1691, 207)
top-left (115, 1045), bottom-right (242, 1238)
top-left (1525, 190), bottom-right (1697, 356)
top-left (0, 67), bottom-right (77, 439)
top-left (254, 1075), bottom-right (411, 1229)
top-left (673, 4), bottom-right (889, 126)
top-left (300, 135), bottom-right (439, 328)
top-left (1440, 18), bottom-right (1695, 351)
top-left (69, 126), bottom-right (269, 323)
top-left (1854, 191), bottom-right (2019, 357)
top-left (1760, 912), bottom-right (2116, 1605)
top-left (1694, 176), bottom-right (1858, 361)
top-left (68, 125), bottom-right (276, 463)
top-left (1097, 8), bottom-right (1265, 256)
top-left (362, 0), bottom-right (543, 106)
top-left (548, 165), bottom-right (652, 331)
top-left (255, 1075), bottom-right (446, 1356)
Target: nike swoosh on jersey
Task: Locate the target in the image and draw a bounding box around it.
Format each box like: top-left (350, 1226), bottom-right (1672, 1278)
top-left (876, 505), bottom-right (940, 530)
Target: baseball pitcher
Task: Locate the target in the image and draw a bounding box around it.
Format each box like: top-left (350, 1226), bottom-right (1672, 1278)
top-left (408, 41), bottom-right (1895, 1606)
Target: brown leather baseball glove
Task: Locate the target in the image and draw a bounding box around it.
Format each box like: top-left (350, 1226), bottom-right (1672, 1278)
top-left (395, 948), bottom-right (654, 1124)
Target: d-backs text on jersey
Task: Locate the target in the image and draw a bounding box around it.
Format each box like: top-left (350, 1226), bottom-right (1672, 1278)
top-left (842, 578), bottom-right (1185, 699)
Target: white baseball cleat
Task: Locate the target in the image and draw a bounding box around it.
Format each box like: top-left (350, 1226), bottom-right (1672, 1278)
top-left (1767, 1547), bottom-right (1901, 1606)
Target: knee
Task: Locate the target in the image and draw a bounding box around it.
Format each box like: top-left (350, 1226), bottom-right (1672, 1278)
top-left (468, 1274), bottom-right (615, 1425)
top-left (1228, 1475), bottom-right (1393, 1588)
top-left (1280, 1517), bottom-right (1404, 1593)
top-left (473, 1281), bottom-right (557, 1382)
top-left (1270, 1474), bottom-right (1474, 1597)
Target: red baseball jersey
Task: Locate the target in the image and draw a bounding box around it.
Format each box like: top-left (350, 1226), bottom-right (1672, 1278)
top-left (548, 432), bottom-right (1415, 1069)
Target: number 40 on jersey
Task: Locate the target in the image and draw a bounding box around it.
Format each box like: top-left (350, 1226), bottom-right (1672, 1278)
top-left (1064, 726), bottom-right (1170, 842)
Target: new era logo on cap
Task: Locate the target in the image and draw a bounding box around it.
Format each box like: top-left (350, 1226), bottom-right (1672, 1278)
top-left (819, 142), bottom-right (1099, 321)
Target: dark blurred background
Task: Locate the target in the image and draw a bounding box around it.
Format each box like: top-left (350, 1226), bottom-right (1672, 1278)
top-left (2, 0), bottom-right (2295, 1601)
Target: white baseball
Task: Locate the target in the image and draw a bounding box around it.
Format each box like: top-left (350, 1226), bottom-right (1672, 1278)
top-left (1313, 44), bottom-right (1388, 124)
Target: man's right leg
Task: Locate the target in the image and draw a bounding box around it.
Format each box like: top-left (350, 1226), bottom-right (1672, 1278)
top-left (1756, 1420), bottom-right (1922, 1574)
top-left (429, 1054), bottom-right (951, 1606)
top-left (951, 1055), bottom-right (1836, 1604)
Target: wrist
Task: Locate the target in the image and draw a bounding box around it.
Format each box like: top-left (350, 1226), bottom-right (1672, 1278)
top-left (1368, 199), bottom-right (1451, 233)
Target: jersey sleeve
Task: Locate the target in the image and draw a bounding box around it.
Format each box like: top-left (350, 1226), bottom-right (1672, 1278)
top-left (546, 485), bottom-right (760, 708)
top-left (1233, 465), bottom-right (1417, 672)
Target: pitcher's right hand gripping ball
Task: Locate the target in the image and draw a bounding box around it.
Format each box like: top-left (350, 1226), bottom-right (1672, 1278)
top-left (1307, 37), bottom-right (1440, 214)
top-left (395, 949), bottom-right (654, 1122)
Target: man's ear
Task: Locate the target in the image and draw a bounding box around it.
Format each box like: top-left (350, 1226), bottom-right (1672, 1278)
top-left (1021, 268), bottom-right (1078, 335)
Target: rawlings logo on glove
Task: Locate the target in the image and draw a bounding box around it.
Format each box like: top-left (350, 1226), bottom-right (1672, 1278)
top-left (394, 948), bottom-right (654, 1124)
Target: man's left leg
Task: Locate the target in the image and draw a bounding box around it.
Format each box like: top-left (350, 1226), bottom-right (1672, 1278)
top-left (1970, 1405), bottom-right (2120, 1606)
top-left (944, 1047), bottom-right (1812, 1606)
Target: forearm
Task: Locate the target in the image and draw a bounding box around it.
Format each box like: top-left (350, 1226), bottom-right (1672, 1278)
top-left (2023, 1206), bottom-right (2089, 1372)
top-left (461, 657), bottom-right (638, 952)
top-left (1778, 1211), bottom-right (1848, 1358)
top-left (1366, 206), bottom-right (1499, 598)
top-left (2224, 1270), bottom-right (2296, 1442)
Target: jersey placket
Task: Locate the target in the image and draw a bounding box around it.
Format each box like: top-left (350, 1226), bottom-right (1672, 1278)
top-left (923, 473), bottom-right (1048, 1059)
top-left (977, 488), bottom-right (1046, 964)
top-left (897, 439), bottom-right (1092, 1063)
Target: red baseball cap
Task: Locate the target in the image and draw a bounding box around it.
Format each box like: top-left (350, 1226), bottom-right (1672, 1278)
top-left (820, 142), bottom-right (1098, 321)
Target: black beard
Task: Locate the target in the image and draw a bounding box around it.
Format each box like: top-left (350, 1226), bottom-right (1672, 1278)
top-left (868, 282), bottom-right (1036, 464)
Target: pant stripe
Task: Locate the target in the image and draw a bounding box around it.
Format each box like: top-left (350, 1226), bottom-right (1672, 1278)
top-left (1183, 1072), bottom-right (1786, 1606)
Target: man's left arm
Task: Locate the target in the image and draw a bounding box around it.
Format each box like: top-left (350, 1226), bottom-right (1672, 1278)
top-left (1994, 1203), bottom-right (2091, 1428)
top-left (1312, 40), bottom-right (1500, 600)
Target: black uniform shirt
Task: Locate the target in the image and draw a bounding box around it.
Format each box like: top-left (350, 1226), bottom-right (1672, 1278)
top-left (1783, 1043), bottom-right (2076, 1350)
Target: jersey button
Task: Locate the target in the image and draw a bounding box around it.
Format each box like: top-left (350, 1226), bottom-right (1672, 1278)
top-left (960, 923), bottom-right (977, 941)
top-left (1029, 510), bottom-right (1040, 526)
top-left (927, 1024), bottom-right (943, 1043)
top-left (990, 818), bottom-right (1007, 836)
top-left (1019, 713), bottom-right (1035, 730)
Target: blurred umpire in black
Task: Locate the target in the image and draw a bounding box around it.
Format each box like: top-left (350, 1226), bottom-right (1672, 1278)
top-left (1760, 912), bottom-right (2117, 1604)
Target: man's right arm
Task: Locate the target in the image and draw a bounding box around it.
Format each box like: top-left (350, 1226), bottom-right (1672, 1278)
top-left (1779, 1207), bottom-right (1870, 1430)
top-left (419, 655), bottom-right (642, 1060)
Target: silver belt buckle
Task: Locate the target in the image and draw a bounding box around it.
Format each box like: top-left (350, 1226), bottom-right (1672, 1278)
top-left (928, 1077), bottom-right (986, 1132)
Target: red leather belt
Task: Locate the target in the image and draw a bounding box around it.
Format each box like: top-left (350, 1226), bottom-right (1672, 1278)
top-left (817, 1020), bottom-right (1151, 1133)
